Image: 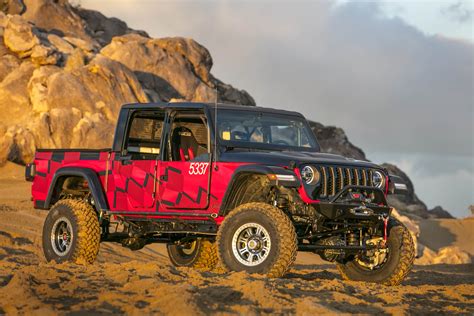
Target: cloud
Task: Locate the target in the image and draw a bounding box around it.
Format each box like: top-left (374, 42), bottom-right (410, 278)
top-left (441, 1), bottom-right (473, 23)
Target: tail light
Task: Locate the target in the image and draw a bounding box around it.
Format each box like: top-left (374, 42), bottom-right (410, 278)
top-left (25, 163), bottom-right (36, 182)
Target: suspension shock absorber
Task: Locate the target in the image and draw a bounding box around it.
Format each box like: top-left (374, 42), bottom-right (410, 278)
top-left (276, 195), bottom-right (289, 210)
top-left (347, 232), bottom-right (358, 246)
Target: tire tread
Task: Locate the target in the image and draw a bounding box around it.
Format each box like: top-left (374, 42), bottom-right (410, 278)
top-left (50, 199), bottom-right (100, 264)
top-left (337, 222), bottom-right (415, 286)
top-left (216, 202), bottom-right (297, 277)
top-left (192, 239), bottom-right (219, 271)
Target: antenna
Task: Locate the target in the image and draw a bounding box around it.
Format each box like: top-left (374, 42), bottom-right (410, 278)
top-left (213, 86), bottom-right (218, 170)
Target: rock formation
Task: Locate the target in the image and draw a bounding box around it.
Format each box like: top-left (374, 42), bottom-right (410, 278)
top-left (309, 121), bottom-right (366, 161)
top-left (0, 0), bottom-right (451, 219)
top-left (428, 206), bottom-right (454, 219)
top-left (0, 0), bottom-right (254, 165)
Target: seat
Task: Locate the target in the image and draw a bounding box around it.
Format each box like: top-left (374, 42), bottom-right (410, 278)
top-left (171, 126), bottom-right (200, 161)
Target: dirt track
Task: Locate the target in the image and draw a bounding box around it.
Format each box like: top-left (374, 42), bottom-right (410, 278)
top-left (0, 163), bottom-right (473, 315)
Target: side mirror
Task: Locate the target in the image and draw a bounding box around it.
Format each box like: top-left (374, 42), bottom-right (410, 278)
top-left (388, 175), bottom-right (408, 195)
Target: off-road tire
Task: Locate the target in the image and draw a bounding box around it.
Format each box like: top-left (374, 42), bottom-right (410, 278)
top-left (167, 238), bottom-right (218, 271)
top-left (42, 199), bottom-right (100, 264)
top-left (217, 202), bottom-right (297, 277)
top-left (337, 219), bottom-right (415, 286)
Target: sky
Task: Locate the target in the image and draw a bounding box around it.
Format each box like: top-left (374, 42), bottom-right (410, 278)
top-left (79, 0), bottom-right (473, 217)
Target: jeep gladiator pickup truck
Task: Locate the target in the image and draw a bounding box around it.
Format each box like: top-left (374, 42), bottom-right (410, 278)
top-left (26, 102), bottom-right (414, 285)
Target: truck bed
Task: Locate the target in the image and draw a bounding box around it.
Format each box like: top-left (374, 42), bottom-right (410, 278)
top-left (31, 148), bottom-right (112, 208)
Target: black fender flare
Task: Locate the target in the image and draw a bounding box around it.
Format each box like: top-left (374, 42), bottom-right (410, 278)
top-left (44, 167), bottom-right (108, 211)
top-left (218, 164), bottom-right (300, 216)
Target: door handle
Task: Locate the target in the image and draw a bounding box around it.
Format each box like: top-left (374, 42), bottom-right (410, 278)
top-left (160, 175), bottom-right (168, 181)
top-left (121, 159), bottom-right (132, 165)
top-left (117, 155), bottom-right (132, 165)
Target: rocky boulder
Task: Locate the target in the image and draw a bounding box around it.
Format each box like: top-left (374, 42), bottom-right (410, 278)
top-left (0, 0), bottom-right (25, 15)
top-left (74, 7), bottom-right (149, 46)
top-left (20, 0), bottom-right (93, 43)
top-left (2, 13), bottom-right (64, 65)
top-left (428, 206), bottom-right (455, 219)
top-left (3, 14), bottom-right (38, 56)
top-left (100, 34), bottom-right (254, 105)
top-left (308, 121), bottom-right (366, 161)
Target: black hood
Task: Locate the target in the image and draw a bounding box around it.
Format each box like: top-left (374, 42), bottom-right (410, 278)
top-left (219, 150), bottom-right (382, 170)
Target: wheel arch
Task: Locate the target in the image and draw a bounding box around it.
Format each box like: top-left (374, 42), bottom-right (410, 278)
top-left (218, 165), bottom-right (299, 216)
top-left (44, 167), bottom-right (108, 211)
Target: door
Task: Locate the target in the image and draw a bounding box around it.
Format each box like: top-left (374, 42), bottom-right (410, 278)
top-left (158, 111), bottom-right (212, 210)
top-left (112, 109), bottom-right (165, 211)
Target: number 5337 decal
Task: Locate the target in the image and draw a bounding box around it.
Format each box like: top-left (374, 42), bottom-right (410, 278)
top-left (189, 162), bottom-right (209, 175)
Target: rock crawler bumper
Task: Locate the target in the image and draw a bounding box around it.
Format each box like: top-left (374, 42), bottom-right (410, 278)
top-left (312, 185), bottom-right (392, 220)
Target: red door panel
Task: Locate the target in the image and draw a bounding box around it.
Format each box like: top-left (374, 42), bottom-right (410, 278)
top-left (158, 161), bottom-right (210, 210)
top-left (112, 159), bottom-right (158, 210)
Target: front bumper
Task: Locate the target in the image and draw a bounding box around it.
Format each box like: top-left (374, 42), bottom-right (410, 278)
top-left (313, 185), bottom-right (392, 220)
top-left (314, 202), bottom-right (391, 220)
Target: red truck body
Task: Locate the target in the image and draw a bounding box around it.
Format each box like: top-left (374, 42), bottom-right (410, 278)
top-left (32, 150), bottom-right (251, 223)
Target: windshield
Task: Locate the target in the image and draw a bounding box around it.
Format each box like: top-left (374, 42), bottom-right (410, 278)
top-left (215, 109), bottom-right (319, 151)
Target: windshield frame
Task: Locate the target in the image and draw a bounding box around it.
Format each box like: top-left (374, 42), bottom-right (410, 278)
top-left (209, 108), bottom-right (321, 153)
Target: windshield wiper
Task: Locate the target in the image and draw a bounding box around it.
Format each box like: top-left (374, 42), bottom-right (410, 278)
top-left (223, 145), bottom-right (251, 152)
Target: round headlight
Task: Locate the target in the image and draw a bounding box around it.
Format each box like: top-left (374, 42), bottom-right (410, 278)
top-left (372, 171), bottom-right (385, 188)
top-left (301, 165), bottom-right (320, 185)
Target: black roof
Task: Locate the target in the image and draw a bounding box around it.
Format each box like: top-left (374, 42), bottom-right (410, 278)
top-left (121, 102), bottom-right (304, 118)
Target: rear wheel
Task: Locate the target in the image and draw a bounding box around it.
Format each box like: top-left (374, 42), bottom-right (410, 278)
top-left (217, 202), bottom-right (297, 277)
top-left (337, 219), bottom-right (415, 286)
top-left (167, 238), bottom-right (218, 271)
top-left (42, 199), bottom-right (100, 264)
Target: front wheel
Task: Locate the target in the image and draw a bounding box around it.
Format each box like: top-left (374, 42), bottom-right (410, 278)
top-left (42, 199), bottom-right (100, 264)
top-left (337, 219), bottom-right (415, 286)
top-left (217, 202), bottom-right (297, 277)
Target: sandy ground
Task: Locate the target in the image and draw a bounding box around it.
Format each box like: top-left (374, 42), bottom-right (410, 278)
top-left (0, 162), bottom-right (473, 315)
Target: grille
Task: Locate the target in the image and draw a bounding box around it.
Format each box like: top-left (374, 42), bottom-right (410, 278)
top-left (317, 166), bottom-right (374, 198)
